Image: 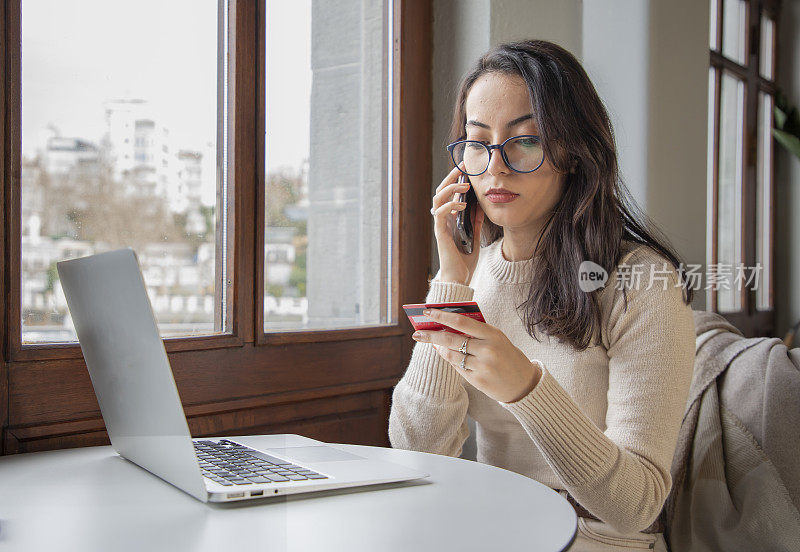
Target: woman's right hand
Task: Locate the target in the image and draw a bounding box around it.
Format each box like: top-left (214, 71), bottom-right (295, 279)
top-left (431, 165), bottom-right (485, 286)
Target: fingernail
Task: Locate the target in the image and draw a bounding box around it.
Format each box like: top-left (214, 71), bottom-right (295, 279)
top-left (412, 332), bottom-right (421, 339)
top-left (423, 309), bottom-right (432, 316)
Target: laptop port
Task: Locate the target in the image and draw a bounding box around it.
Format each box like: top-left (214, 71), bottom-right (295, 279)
top-left (227, 492), bottom-right (245, 499)
top-left (250, 490), bottom-right (264, 497)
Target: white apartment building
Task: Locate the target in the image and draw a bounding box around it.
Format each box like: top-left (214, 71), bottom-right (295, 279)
top-left (104, 99), bottom-right (172, 199)
top-left (174, 150), bottom-right (204, 215)
top-left (41, 136), bottom-right (100, 176)
top-left (264, 226), bottom-right (297, 289)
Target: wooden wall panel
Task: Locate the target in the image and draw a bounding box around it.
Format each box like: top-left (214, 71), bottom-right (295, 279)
top-left (7, 337), bottom-right (405, 428)
top-left (7, 390), bottom-right (390, 454)
top-left (0, 363), bottom-right (7, 455)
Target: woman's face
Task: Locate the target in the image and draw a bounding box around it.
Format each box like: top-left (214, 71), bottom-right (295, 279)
top-left (463, 72), bottom-right (565, 235)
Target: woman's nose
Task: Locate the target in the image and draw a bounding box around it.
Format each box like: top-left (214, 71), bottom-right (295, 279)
top-left (486, 147), bottom-right (510, 176)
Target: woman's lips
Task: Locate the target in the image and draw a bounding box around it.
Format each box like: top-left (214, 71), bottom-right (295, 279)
top-left (485, 191), bottom-right (519, 203)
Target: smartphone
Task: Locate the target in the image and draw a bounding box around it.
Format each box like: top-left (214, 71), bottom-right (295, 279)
top-left (452, 173), bottom-right (478, 255)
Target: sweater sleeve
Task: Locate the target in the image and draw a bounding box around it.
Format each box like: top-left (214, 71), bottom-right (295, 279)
top-left (498, 248), bottom-right (695, 533)
top-left (388, 276), bottom-right (474, 457)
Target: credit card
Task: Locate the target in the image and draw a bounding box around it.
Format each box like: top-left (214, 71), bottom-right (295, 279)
top-left (402, 301), bottom-right (485, 335)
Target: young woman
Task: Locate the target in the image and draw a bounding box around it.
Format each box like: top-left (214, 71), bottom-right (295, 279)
top-left (389, 40), bottom-right (695, 551)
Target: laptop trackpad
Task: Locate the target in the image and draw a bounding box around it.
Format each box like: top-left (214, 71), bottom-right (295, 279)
top-left (265, 446), bottom-right (365, 463)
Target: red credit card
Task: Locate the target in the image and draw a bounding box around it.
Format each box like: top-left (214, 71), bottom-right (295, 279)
top-left (402, 301), bottom-right (485, 335)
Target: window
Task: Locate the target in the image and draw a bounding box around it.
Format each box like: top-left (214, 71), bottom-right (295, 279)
top-left (20, 0), bottom-right (228, 342)
top-left (1, 0), bottom-right (433, 454)
top-left (707, 0), bottom-right (778, 335)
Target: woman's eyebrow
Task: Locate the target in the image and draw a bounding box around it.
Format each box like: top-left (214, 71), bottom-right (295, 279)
top-left (507, 113), bottom-right (533, 127)
top-left (465, 113), bottom-right (534, 130)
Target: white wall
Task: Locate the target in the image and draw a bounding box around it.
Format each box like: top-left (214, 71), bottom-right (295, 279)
top-left (644, 0), bottom-right (709, 309)
top-left (582, 1), bottom-right (651, 206)
top-left (489, 0), bottom-right (582, 55)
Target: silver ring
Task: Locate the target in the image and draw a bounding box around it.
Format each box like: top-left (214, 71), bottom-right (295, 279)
top-left (459, 353), bottom-right (468, 371)
top-left (458, 337), bottom-right (470, 355)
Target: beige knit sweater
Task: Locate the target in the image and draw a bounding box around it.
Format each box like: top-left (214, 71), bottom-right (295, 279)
top-left (389, 239), bottom-right (695, 533)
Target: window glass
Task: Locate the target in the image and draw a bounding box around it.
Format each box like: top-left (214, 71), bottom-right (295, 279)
top-left (707, 67), bottom-right (718, 310)
top-left (756, 92), bottom-right (773, 310)
top-left (710, 0), bottom-right (719, 50)
top-left (21, 0), bottom-right (228, 342)
top-left (759, 15), bottom-right (775, 80)
top-left (263, 0), bottom-right (392, 331)
top-left (716, 71), bottom-right (745, 312)
top-left (722, 0), bottom-right (747, 65)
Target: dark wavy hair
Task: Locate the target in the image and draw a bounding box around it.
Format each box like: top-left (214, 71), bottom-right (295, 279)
top-left (449, 40), bottom-right (692, 351)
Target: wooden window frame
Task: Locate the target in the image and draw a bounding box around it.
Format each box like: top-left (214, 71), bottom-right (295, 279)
top-left (0, 0), bottom-right (432, 454)
top-left (708, 0), bottom-right (779, 336)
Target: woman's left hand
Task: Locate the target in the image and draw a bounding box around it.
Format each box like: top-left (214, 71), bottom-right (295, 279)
top-left (411, 308), bottom-right (542, 403)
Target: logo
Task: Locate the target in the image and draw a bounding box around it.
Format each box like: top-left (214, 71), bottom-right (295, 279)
top-left (578, 261), bottom-right (608, 292)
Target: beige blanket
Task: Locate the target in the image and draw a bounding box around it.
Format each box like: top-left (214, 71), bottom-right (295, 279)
top-left (664, 310), bottom-right (800, 551)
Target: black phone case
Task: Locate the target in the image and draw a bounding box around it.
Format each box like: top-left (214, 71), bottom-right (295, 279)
top-left (453, 176), bottom-right (478, 255)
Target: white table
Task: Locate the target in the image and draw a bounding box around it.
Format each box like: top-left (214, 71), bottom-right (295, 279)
top-left (0, 438), bottom-right (577, 551)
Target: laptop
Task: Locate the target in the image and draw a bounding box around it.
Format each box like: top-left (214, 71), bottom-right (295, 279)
top-left (57, 248), bottom-right (428, 503)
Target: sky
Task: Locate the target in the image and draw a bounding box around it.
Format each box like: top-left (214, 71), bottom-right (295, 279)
top-left (21, 0), bottom-right (312, 205)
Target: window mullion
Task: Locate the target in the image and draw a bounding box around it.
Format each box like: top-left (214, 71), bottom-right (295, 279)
top-left (741, 1), bottom-right (760, 316)
top-left (1, 1), bottom-right (9, 364)
top-left (6, 0), bottom-right (22, 359)
top-left (229, 0), bottom-right (259, 344)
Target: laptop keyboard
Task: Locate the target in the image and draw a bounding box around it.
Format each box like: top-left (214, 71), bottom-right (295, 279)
top-left (194, 439), bottom-right (329, 486)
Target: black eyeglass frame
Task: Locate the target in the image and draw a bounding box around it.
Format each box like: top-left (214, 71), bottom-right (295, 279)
top-left (445, 134), bottom-right (545, 176)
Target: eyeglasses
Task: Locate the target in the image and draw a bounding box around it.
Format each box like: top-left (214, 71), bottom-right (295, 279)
top-left (446, 135), bottom-right (545, 176)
